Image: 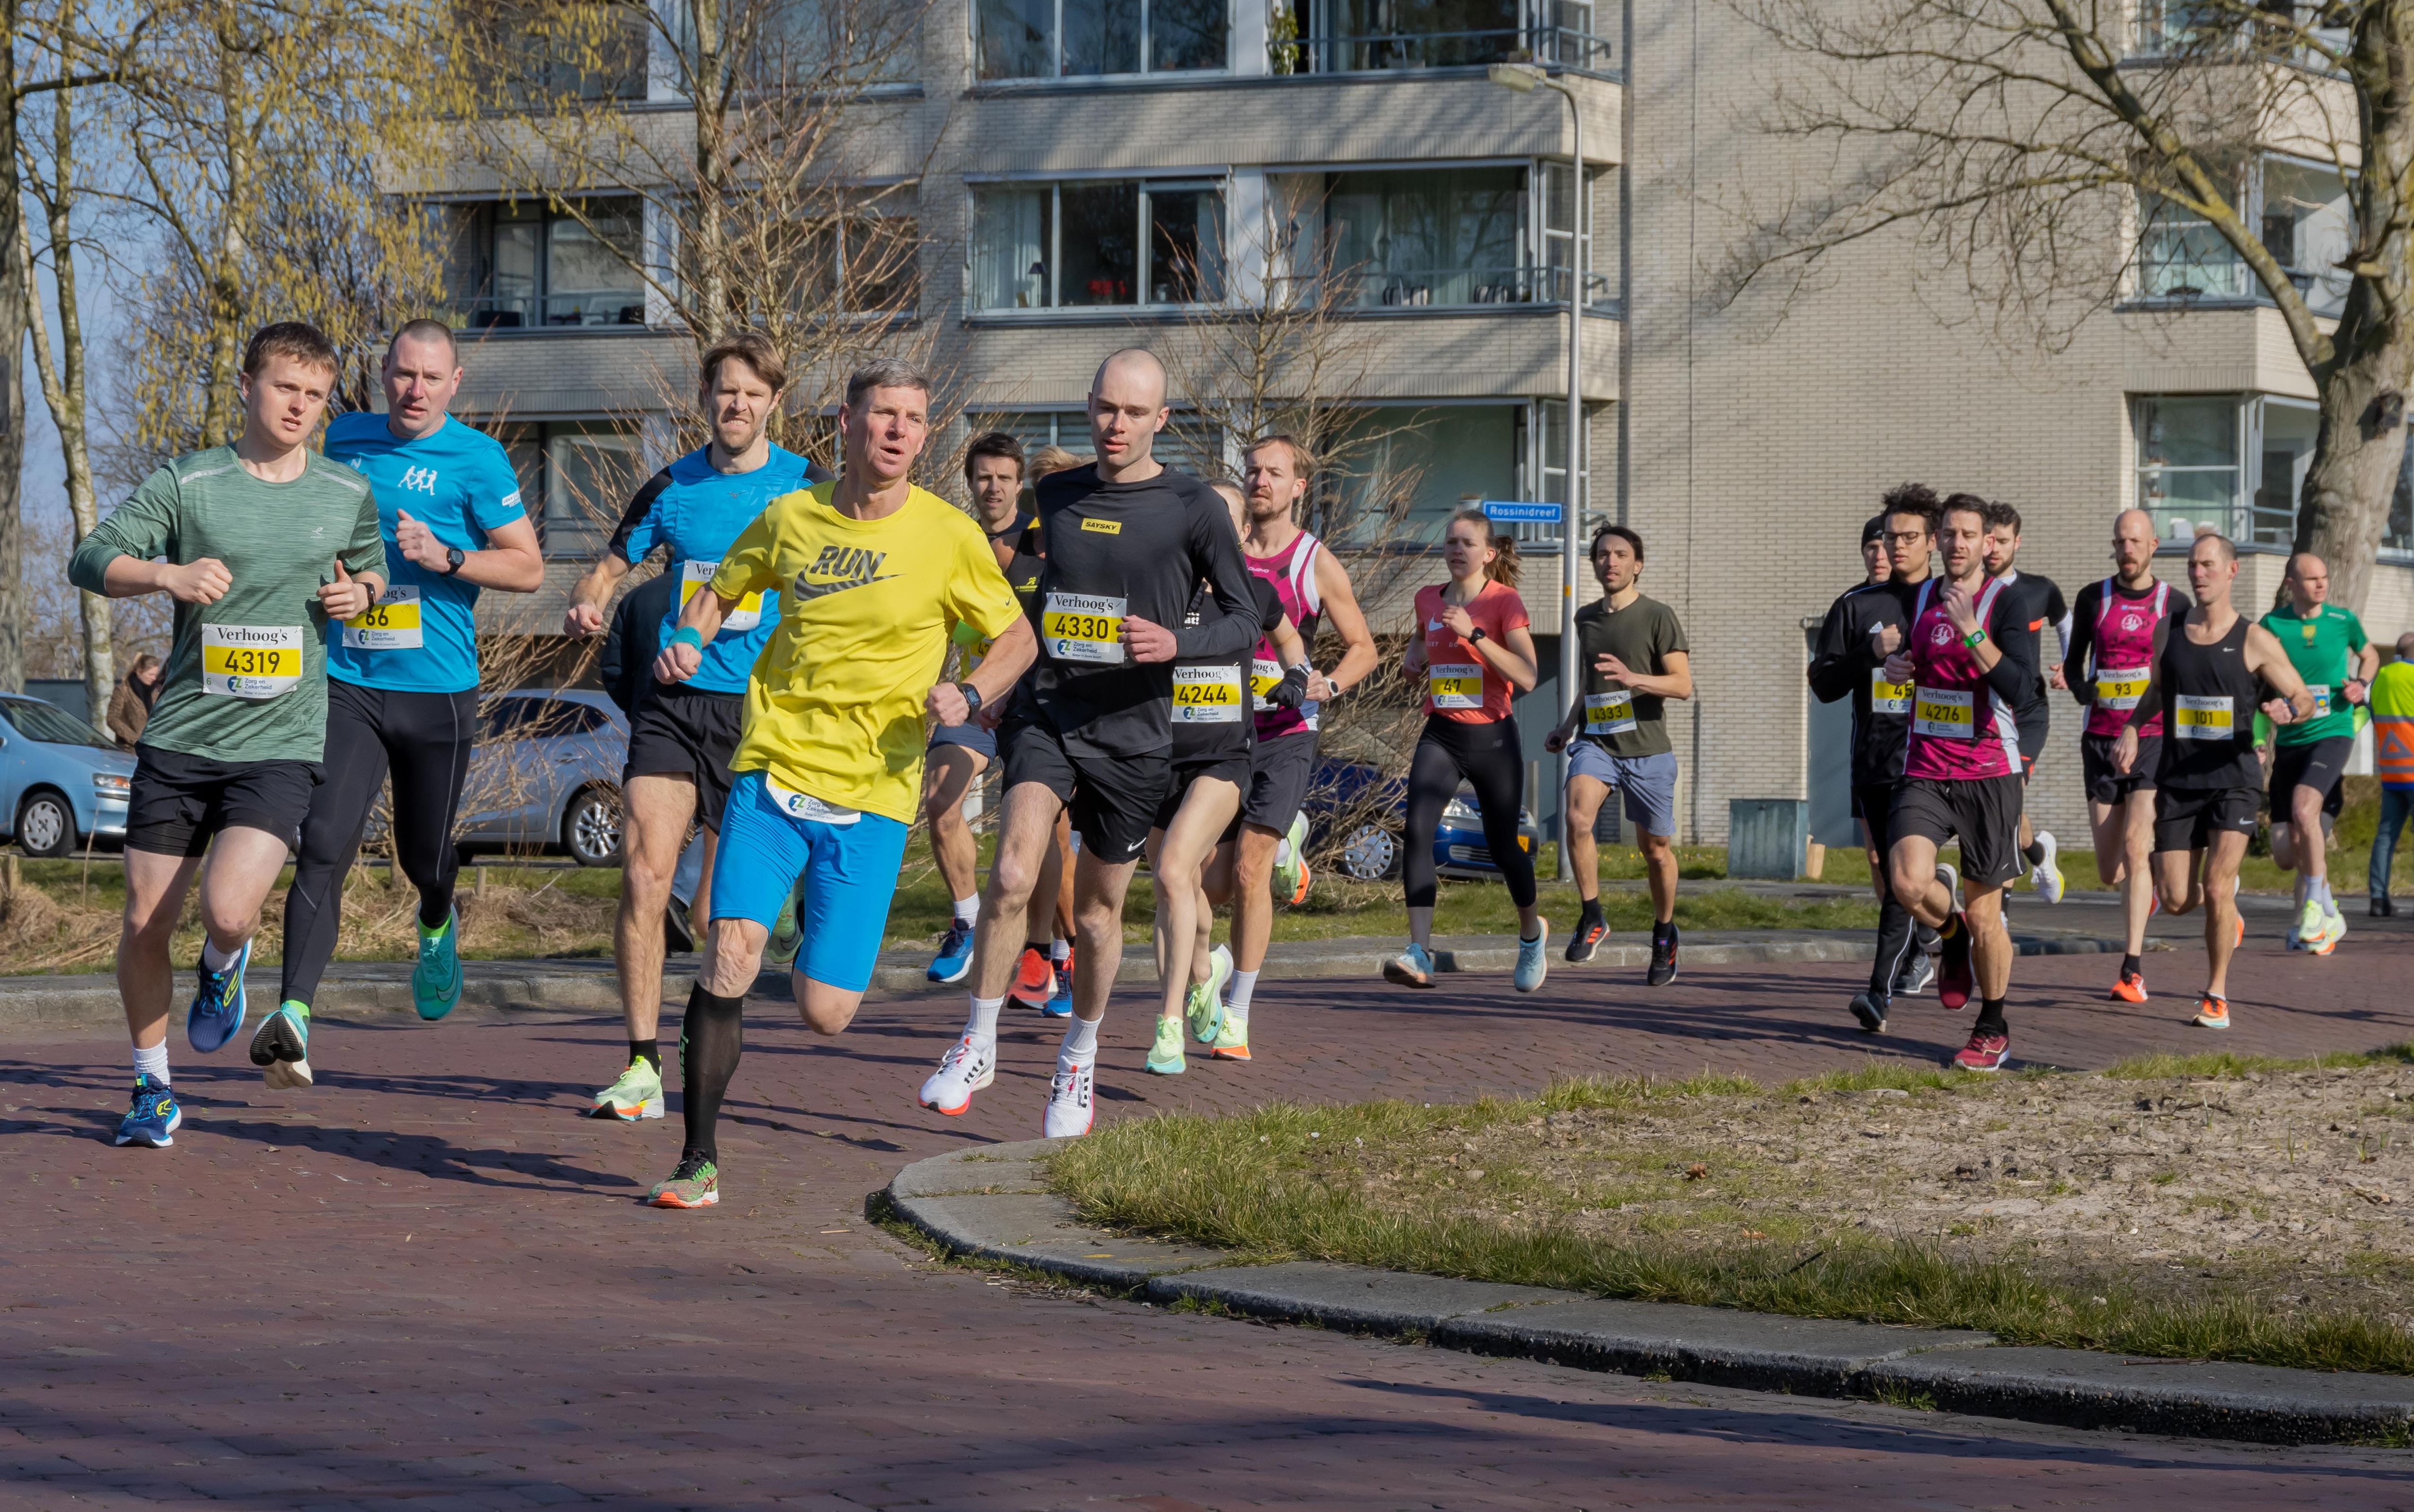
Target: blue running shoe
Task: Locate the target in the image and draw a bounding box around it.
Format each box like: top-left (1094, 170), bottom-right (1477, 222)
top-left (1514, 920), bottom-right (1551, 993)
top-left (186, 941), bottom-right (249, 1053)
top-left (927, 918), bottom-right (976, 984)
top-left (413, 911), bottom-right (462, 1021)
top-left (1042, 950), bottom-right (1074, 1018)
top-left (113, 1075), bottom-right (182, 1147)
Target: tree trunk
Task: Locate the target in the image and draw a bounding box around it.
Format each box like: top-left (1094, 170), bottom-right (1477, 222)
top-left (0, 0), bottom-right (28, 695)
top-left (2297, 343), bottom-right (2414, 615)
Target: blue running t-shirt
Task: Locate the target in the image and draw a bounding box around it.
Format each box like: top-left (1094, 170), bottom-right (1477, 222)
top-left (323, 412), bottom-right (529, 694)
top-left (608, 445), bottom-right (828, 695)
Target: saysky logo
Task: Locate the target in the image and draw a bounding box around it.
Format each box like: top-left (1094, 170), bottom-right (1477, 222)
top-left (793, 544), bottom-right (894, 602)
top-left (399, 466), bottom-right (439, 494)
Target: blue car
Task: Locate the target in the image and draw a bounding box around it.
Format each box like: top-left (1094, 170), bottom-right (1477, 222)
top-left (1303, 755), bottom-right (1540, 884)
top-left (0, 694), bottom-right (133, 857)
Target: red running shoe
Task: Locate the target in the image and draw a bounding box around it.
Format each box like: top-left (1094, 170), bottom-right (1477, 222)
top-left (1951, 1029), bottom-right (2010, 1072)
top-left (2109, 970), bottom-right (2148, 1004)
top-left (1009, 944), bottom-right (1052, 1007)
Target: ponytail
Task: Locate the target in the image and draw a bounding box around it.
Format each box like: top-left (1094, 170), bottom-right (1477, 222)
top-left (1447, 506), bottom-right (1522, 590)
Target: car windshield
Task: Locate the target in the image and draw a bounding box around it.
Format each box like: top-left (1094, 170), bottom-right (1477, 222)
top-left (2, 698), bottom-right (115, 749)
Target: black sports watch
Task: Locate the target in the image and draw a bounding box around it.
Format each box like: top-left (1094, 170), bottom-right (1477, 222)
top-left (1467, 626), bottom-right (1488, 644)
top-left (955, 681), bottom-right (983, 719)
top-left (443, 546), bottom-right (467, 576)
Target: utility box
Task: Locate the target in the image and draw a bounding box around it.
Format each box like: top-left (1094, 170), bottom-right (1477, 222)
top-left (1728, 799), bottom-right (1809, 880)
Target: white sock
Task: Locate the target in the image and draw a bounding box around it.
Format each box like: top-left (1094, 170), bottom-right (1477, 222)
top-left (2312, 876), bottom-right (2334, 909)
top-left (200, 936), bottom-right (241, 973)
top-left (965, 994), bottom-right (1004, 1044)
top-left (1049, 937), bottom-right (1070, 963)
top-left (1229, 969), bottom-right (1259, 1011)
top-left (132, 1042), bottom-right (169, 1086)
top-left (1059, 1014), bottom-right (1100, 1066)
top-left (952, 895), bottom-right (979, 925)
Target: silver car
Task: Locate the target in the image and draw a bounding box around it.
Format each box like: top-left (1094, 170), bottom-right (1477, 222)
top-left (455, 690), bottom-right (627, 867)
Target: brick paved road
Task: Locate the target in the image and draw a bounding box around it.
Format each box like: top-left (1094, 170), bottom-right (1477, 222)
top-left (7, 919), bottom-right (2414, 1509)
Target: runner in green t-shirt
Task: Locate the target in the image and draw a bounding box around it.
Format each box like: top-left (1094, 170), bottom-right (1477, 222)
top-left (67, 322), bottom-right (387, 1148)
top-left (2257, 553), bottom-right (2378, 955)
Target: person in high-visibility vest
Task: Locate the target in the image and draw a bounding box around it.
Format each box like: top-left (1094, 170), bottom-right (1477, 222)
top-left (2368, 632), bottom-right (2414, 917)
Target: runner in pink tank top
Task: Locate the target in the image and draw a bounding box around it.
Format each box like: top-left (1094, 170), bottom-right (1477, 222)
top-left (1903, 576), bottom-right (2022, 782)
top-left (1249, 530), bottom-right (1323, 741)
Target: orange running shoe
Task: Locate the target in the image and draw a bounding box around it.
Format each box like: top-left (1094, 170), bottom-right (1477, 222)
top-left (1009, 943), bottom-right (1053, 1007)
top-left (2192, 994), bottom-right (2230, 1029)
top-left (2109, 969), bottom-right (2148, 1003)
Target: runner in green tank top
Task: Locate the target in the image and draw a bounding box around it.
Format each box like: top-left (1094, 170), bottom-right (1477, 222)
top-left (2257, 553), bottom-right (2377, 955)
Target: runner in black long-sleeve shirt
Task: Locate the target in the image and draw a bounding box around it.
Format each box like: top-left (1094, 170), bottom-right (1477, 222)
top-left (918, 347), bottom-right (1260, 1138)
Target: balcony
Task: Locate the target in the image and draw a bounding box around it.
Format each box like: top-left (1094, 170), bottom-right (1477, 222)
top-left (462, 292), bottom-right (647, 331)
top-left (1274, 21), bottom-right (1608, 75)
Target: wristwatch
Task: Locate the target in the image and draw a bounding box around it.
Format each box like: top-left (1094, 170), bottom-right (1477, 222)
top-left (443, 546), bottom-right (467, 576)
top-left (1962, 628), bottom-right (1986, 648)
top-left (1468, 626), bottom-right (1489, 644)
top-left (955, 681), bottom-right (983, 719)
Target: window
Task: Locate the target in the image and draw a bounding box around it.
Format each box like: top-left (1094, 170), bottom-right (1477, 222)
top-left (1281, 0), bottom-right (1515, 73)
top-left (2135, 193), bottom-right (2252, 301)
top-left (1540, 160), bottom-right (1615, 309)
top-left (975, 0), bottom-right (1227, 79)
top-left (494, 421), bottom-right (642, 547)
top-left (483, 696), bottom-right (613, 742)
top-left (0, 697), bottom-right (112, 748)
top-left (970, 180), bottom-right (1224, 309)
top-left (1276, 168), bottom-right (1527, 308)
top-left (672, 0), bottom-right (918, 85)
top-left (2132, 393), bottom-right (2308, 549)
top-left (461, 0), bottom-right (648, 102)
top-left (455, 200), bottom-right (646, 330)
top-left (1322, 404), bottom-right (1521, 546)
top-left (2261, 158), bottom-right (2352, 319)
top-left (2134, 2), bottom-right (2347, 66)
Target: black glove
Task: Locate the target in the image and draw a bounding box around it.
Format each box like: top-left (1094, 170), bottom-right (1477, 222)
top-left (1270, 664), bottom-right (1310, 710)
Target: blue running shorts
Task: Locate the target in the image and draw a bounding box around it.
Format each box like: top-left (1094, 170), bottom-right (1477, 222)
top-left (710, 771), bottom-right (909, 992)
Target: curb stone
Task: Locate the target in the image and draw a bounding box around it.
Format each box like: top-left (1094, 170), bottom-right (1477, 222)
top-left (879, 1141), bottom-right (2414, 1447)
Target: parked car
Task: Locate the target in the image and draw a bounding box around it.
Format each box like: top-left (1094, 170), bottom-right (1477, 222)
top-left (1302, 755), bottom-right (1540, 884)
top-left (456, 690), bottom-right (628, 866)
top-left (0, 694), bottom-right (134, 857)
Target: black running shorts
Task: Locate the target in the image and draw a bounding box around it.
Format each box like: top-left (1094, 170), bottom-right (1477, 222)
top-left (1889, 774), bottom-right (2025, 888)
top-left (623, 686), bottom-right (743, 831)
top-left (1000, 709), bottom-right (1170, 865)
top-left (127, 747), bottom-right (323, 857)
top-left (1151, 754), bottom-right (1250, 833)
top-left (1239, 730), bottom-right (1319, 834)
top-left (2081, 732), bottom-right (2159, 805)
top-left (2271, 735), bottom-right (2354, 819)
top-left (2153, 785), bottom-right (2259, 854)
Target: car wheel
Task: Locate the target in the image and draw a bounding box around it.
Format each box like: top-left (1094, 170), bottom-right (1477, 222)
top-left (16, 788), bottom-right (74, 860)
top-left (1339, 823), bottom-right (1401, 883)
top-left (564, 786), bottom-right (624, 867)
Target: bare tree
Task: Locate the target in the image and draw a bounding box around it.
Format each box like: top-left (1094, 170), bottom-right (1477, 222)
top-left (1726, 1), bottom-right (2413, 611)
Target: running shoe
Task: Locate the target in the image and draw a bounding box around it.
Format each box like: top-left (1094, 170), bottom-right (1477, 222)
top-left (1893, 952), bottom-right (1936, 998)
top-left (186, 941), bottom-right (250, 1054)
top-left (1009, 944), bottom-right (1053, 1007)
top-left (1951, 1029), bottom-right (2011, 1072)
top-left (113, 1075), bottom-right (181, 1148)
top-left (662, 895), bottom-right (696, 954)
top-left (1647, 926), bottom-right (1678, 988)
top-left (1565, 911), bottom-right (1607, 963)
top-left (1382, 941), bottom-right (1436, 988)
top-left (765, 880), bottom-right (803, 967)
top-left (590, 1056), bottom-right (664, 1121)
top-left (2306, 908), bottom-right (2345, 957)
top-left (927, 918), bottom-right (976, 984)
top-left (2028, 831), bottom-right (2064, 905)
top-left (2286, 921), bottom-right (2302, 952)
top-left (412, 911), bottom-right (462, 1021)
top-left (1930, 863), bottom-right (1970, 1010)
top-left (918, 1034), bottom-right (996, 1116)
top-left (2296, 897), bottom-right (2325, 943)
top-left (2109, 970), bottom-right (2148, 1004)
top-left (1209, 1009), bottom-right (1251, 1062)
top-left (647, 1154), bottom-right (719, 1209)
top-left (1186, 944), bottom-right (1231, 1044)
top-left (1848, 991), bottom-right (1889, 1035)
top-left (1145, 1017), bottom-right (1186, 1075)
top-left (1042, 1059), bottom-right (1094, 1137)
top-left (1272, 811), bottom-right (1312, 905)
top-left (2192, 994), bottom-right (2231, 1030)
top-left (1514, 921), bottom-right (1551, 993)
top-left (1042, 952), bottom-right (1074, 1018)
top-left (248, 1001), bottom-right (313, 1090)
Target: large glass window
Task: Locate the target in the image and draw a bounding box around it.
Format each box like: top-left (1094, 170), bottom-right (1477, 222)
top-left (495, 421), bottom-right (641, 548)
top-left (1277, 168), bottom-right (1527, 308)
top-left (969, 180), bottom-right (1224, 310)
top-left (975, 0), bottom-right (1227, 79)
top-left (2135, 193), bottom-right (2252, 302)
top-left (1323, 405), bottom-right (1521, 546)
top-left (2133, 395), bottom-right (2241, 545)
top-left (462, 0), bottom-right (648, 102)
top-left (2261, 158), bottom-right (2352, 319)
top-left (456, 200), bottom-right (646, 330)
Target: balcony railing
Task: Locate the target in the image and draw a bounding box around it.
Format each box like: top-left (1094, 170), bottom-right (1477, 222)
top-left (1271, 23), bottom-right (1612, 76)
top-left (1281, 264), bottom-right (1614, 310)
top-left (2135, 252), bottom-right (2254, 302)
top-left (461, 292), bottom-right (648, 330)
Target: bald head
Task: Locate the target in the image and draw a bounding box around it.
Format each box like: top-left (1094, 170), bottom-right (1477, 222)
top-left (1088, 347), bottom-right (1171, 479)
top-left (1093, 348), bottom-right (1167, 410)
top-left (2285, 551), bottom-right (2331, 611)
top-left (2397, 631), bottom-right (2414, 660)
top-left (2111, 507), bottom-right (2157, 580)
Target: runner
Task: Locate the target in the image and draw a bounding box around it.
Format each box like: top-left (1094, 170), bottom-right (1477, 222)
top-left (1383, 509), bottom-right (1548, 992)
top-left (1007, 445), bottom-right (1089, 1017)
top-left (1199, 434), bottom-right (1377, 1063)
top-left (915, 348), bottom-right (1260, 1137)
top-left (562, 332), bottom-right (829, 1121)
top-left (1978, 499), bottom-right (2069, 904)
top-left (922, 431), bottom-right (1042, 985)
top-left (67, 322), bottom-right (387, 1142)
top-left (2261, 552), bottom-right (2376, 955)
top-left (642, 359), bottom-right (1032, 1208)
top-left (2117, 533), bottom-right (2312, 1030)
top-left (2063, 507), bottom-right (2177, 1001)
top-left (1543, 524), bottom-right (1692, 981)
top-left (1143, 481), bottom-right (1308, 1076)
top-left (266, 321), bottom-right (546, 1072)
top-left (2368, 634), bottom-right (2414, 917)
top-left (1806, 487), bottom-right (1936, 1032)
top-left (1878, 495), bottom-right (2038, 1070)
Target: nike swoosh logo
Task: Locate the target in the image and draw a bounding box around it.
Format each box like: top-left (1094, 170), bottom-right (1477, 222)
top-left (790, 572), bottom-right (897, 602)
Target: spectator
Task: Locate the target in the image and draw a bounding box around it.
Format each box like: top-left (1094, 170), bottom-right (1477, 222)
top-left (2369, 632), bottom-right (2414, 917)
top-left (105, 654), bottom-right (162, 748)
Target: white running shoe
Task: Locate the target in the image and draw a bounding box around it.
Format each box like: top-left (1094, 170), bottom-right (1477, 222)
top-left (1043, 1058), bottom-right (1094, 1137)
top-left (2029, 830), bottom-right (2064, 904)
top-left (917, 1034), bottom-right (996, 1116)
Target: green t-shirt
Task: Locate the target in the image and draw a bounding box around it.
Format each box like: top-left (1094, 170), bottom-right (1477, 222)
top-left (1573, 592), bottom-right (1689, 757)
top-left (69, 446), bottom-right (386, 763)
top-left (2259, 602), bottom-right (2368, 746)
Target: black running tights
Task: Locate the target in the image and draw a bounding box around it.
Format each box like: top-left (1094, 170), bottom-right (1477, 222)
top-left (1403, 713), bottom-right (1537, 911)
top-left (279, 681), bottom-right (481, 1006)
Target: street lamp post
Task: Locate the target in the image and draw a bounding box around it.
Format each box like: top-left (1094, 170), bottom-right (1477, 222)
top-left (1490, 59), bottom-right (1582, 881)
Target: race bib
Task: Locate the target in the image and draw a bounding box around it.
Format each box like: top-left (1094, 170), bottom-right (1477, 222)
top-left (1041, 591), bottom-right (1126, 665)
top-left (202, 624), bottom-right (304, 700)
top-left (1250, 657), bottom-right (1283, 712)
top-left (1172, 665), bottom-right (1244, 723)
top-left (1584, 690), bottom-right (1636, 736)
top-left (2096, 665), bottom-right (2150, 711)
top-left (341, 585), bottom-right (423, 650)
top-left (2173, 694), bottom-right (2234, 741)
top-left (1912, 686), bottom-right (1974, 739)
top-left (682, 559), bottom-right (764, 633)
top-left (1870, 667), bottom-right (1912, 716)
top-left (1429, 662), bottom-right (1484, 710)
top-left (764, 775), bottom-right (860, 826)
top-left (2308, 684), bottom-right (2333, 719)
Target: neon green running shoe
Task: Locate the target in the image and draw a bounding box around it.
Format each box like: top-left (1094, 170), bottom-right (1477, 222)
top-left (1186, 943), bottom-right (1232, 1044)
top-left (248, 1000), bottom-right (313, 1090)
top-left (412, 910), bottom-right (462, 1021)
top-left (1272, 810), bottom-right (1311, 905)
top-left (590, 1056), bottom-right (663, 1121)
top-left (647, 1153), bottom-right (719, 1209)
top-left (766, 877), bottom-right (804, 967)
top-left (1145, 1016), bottom-right (1186, 1076)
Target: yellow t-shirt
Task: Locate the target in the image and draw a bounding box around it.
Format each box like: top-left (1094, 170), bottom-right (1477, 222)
top-left (711, 481), bottom-right (1022, 823)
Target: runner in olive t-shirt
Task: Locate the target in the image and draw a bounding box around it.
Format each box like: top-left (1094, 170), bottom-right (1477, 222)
top-left (2260, 552), bottom-right (2377, 954)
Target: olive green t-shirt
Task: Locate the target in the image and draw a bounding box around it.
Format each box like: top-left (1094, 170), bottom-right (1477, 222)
top-left (69, 447), bottom-right (386, 763)
top-left (2259, 602), bottom-right (2368, 746)
top-left (1573, 592), bottom-right (1689, 757)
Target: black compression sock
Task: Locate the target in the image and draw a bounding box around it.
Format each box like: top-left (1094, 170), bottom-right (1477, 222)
top-left (419, 892), bottom-right (455, 931)
top-left (1974, 997), bottom-right (2008, 1035)
top-left (1579, 897), bottom-right (1604, 921)
top-left (630, 1038), bottom-right (661, 1073)
top-left (2120, 952), bottom-right (2141, 979)
top-left (2022, 838), bottom-right (2046, 867)
top-left (678, 985), bottom-right (747, 1165)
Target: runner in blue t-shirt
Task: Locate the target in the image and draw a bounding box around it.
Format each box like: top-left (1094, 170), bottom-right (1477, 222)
top-left (272, 320), bottom-right (546, 1055)
top-left (562, 332), bottom-right (831, 1122)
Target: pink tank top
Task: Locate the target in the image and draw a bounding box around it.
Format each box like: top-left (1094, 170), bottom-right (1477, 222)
top-left (2083, 577), bottom-right (2171, 738)
top-left (1249, 530), bottom-right (1323, 740)
top-left (1904, 577), bottom-right (2022, 782)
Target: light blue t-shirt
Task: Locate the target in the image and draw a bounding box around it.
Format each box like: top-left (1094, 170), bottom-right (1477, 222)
top-left (322, 412), bottom-right (528, 694)
top-left (607, 444), bottom-right (825, 695)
